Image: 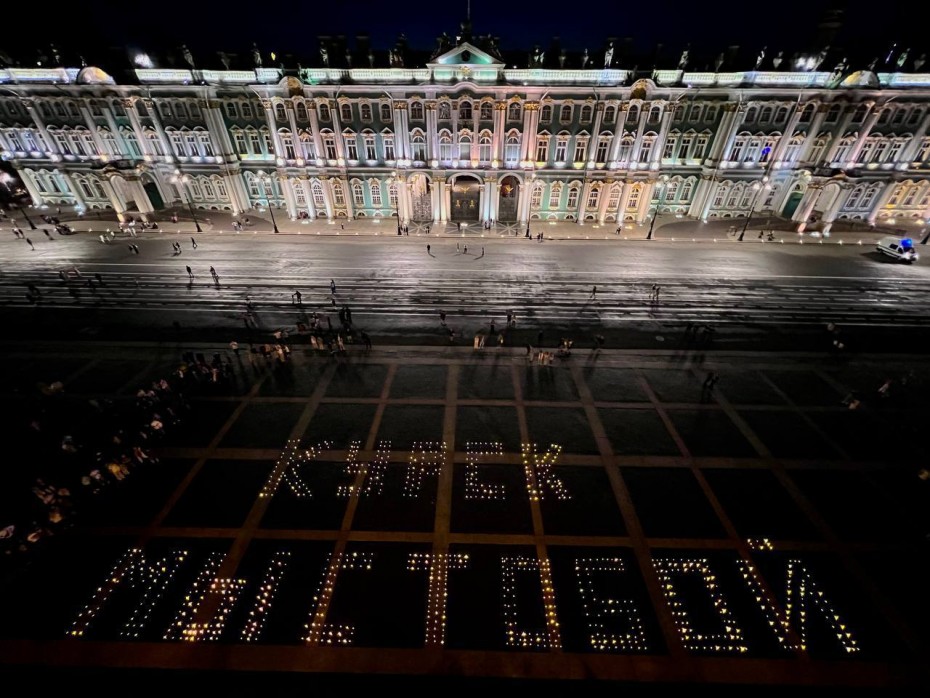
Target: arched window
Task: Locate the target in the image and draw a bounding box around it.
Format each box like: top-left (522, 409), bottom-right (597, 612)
top-left (280, 129), bottom-right (296, 160)
top-left (214, 177), bottom-right (227, 200)
top-left (508, 102), bottom-right (522, 121)
top-left (411, 130), bottom-right (426, 161)
top-left (774, 106), bottom-right (788, 123)
top-left (321, 130), bottom-right (337, 159)
top-left (681, 179), bottom-right (694, 201)
top-left (339, 103), bottom-right (352, 122)
top-left (580, 105), bottom-right (593, 124)
top-left (846, 185), bottom-right (864, 209)
top-left (712, 184), bottom-right (727, 207)
top-left (224, 102), bottom-right (238, 119)
top-left (380, 103), bottom-right (392, 121)
top-left (559, 104), bottom-right (572, 123)
top-left (197, 129), bottom-right (214, 157)
top-left (664, 179), bottom-right (679, 201)
top-left (241, 101), bottom-right (254, 119)
top-left (363, 131), bottom-right (377, 160)
top-left (648, 105), bottom-right (661, 123)
top-left (759, 107), bottom-right (773, 122)
top-left (352, 182), bottom-right (365, 206)
top-left (548, 183), bottom-right (562, 209)
top-left (567, 184), bottom-right (580, 209)
top-left (332, 182), bottom-right (345, 207)
top-left (627, 104), bottom-right (640, 123)
top-left (535, 133), bottom-right (550, 162)
top-left (459, 101), bottom-right (472, 120)
top-left (892, 108), bottom-right (907, 125)
top-left (604, 105), bottom-right (616, 123)
top-left (628, 184), bottom-right (641, 210)
top-left (388, 181), bottom-right (398, 208)
top-left (530, 181), bottom-right (544, 208)
top-left (587, 186), bottom-right (599, 209)
top-left (439, 102), bottom-right (451, 120)
top-left (479, 133), bottom-right (492, 163)
top-left (318, 102), bottom-right (330, 121)
top-left (618, 136), bottom-right (634, 163)
top-left (360, 102), bottom-right (372, 121)
top-left (726, 185), bottom-right (742, 208)
top-left (607, 184), bottom-right (621, 210)
top-left (311, 181), bottom-right (325, 207)
top-left (480, 102), bottom-right (493, 120)
top-left (745, 106), bottom-right (758, 123)
top-left (439, 130), bottom-right (453, 162)
top-left (540, 104), bottom-right (552, 122)
top-left (296, 102), bottom-right (308, 121)
top-left (859, 184), bottom-right (881, 209)
top-left (825, 105), bottom-right (842, 123)
top-left (505, 132), bottom-right (520, 165)
top-left (595, 135), bottom-right (611, 162)
top-left (458, 133), bottom-right (472, 161)
top-left (852, 104), bottom-right (869, 124)
top-left (382, 131), bottom-right (395, 161)
top-left (798, 104), bottom-right (816, 123)
top-left (573, 134), bottom-right (589, 163)
top-left (369, 180), bottom-right (382, 207)
top-left (299, 130), bottom-right (315, 159)
top-left (410, 101), bottom-right (424, 120)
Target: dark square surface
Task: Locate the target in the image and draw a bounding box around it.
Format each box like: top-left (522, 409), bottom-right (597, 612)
top-left (856, 547), bottom-right (930, 651)
top-left (219, 402), bottom-right (305, 448)
top-left (260, 460), bottom-right (351, 530)
top-left (787, 468), bottom-right (914, 541)
top-left (808, 411), bottom-right (914, 461)
top-left (599, 408), bottom-right (681, 456)
top-left (519, 365), bottom-right (579, 401)
top-left (667, 409), bottom-right (758, 458)
top-left (445, 544), bottom-right (542, 650)
top-left (538, 466), bottom-right (625, 536)
top-left (376, 405), bottom-right (445, 449)
top-left (351, 463), bottom-right (438, 532)
top-left (163, 400), bottom-right (238, 447)
top-left (325, 542), bottom-right (431, 648)
top-left (258, 362), bottom-right (326, 396)
top-left (865, 466), bottom-right (930, 537)
top-left (763, 370), bottom-right (842, 406)
top-left (162, 460), bottom-right (273, 527)
top-left (583, 367), bottom-right (650, 402)
top-left (65, 359), bottom-right (150, 394)
top-left (546, 546), bottom-right (665, 654)
top-left (714, 371), bottom-right (788, 405)
top-left (456, 406), bottom-right (522, 453)
top-left (640, 368), bottom-right (705, 404)
top-left (301, 403), bottom-right (377, 450)
top-left (450, 464), bottom-right (533, 533)
top-left (524, 407), bottom-right (599, 455)
top-left (80, 458), bottom-right (195, 526)
top-left (702, 468), bottom-right (818, 541)
top-left (621, 467), bottom-right (726, 539)
top-left (390, 364), bottom-right (447, 399)
top-left (458, 363), bottom-right (515, 399)
top-left (222, 540), bottom-right (334, 644)
top-left (738, 411), bottom-right (841, 459)
top-left (324, 363), bottom-right (388, 398)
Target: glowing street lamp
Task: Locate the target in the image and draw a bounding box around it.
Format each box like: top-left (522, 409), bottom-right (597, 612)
top-left (738, 178), bottom-right (771, 241)
top-left (646, 175), bottom-right (670, 240)
top-left (169, 170), bottom-right (202, 233)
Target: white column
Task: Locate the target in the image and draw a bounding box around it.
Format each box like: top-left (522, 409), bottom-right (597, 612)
top-left (262, 101), bottom-right (283, 159)
top-left (771, 103), bottom-right (802, 165)
top-left (224, 173), bottom-right (249, 214)
top-left (650, 107), bottom-right (675, 168)
top-left (307, 102), bottom-right (325, 162)
top-left (598, 181), bottom-right (612, 223)
top-left (576, 180), bottom-right (589, 223)
top-left (100, 178), bottom-right (127, 221)
top-left (821, 187), bottom-right (850, 234)
top-left (493, 103), bottom-right (506, 163)
top-left (846, 104), bottom-right (881, 164)
top-left (285, 104), bottom-right (300, 160)
top-left (124, 99), bottom-right (151, 157)
top-left (482, 180), bottom-right (492, 221)
top-left (689, 175), bottom-right (715, 219)
top-left (708, 104), bottom-right (742, 163)
top-left (489, 180), bottom-right (499, 221)
top-left (798, 106), bottom-right (828, 163)
top-left (128, 178), bottom-right (154, 217)
top-left (586, 104), bottom-right (604, 163)
top-left (341, 177), bottom-right (355, 219)
top-left (607, 104), bottom-right (628, 164)
top-left (901, 112), bottom-right (930, 162)
top-left (103, 105), bottom-right (128, 156)
top-left (60, 172), bottom-right (86, 209)
top-left (431, 178), bottom-right (441, 220)
top-left (396, 179), bottom-right (408, 222)
top-left (442, 181), bottom-right (451, 222)
top-left (793, 184), bottom-right (822, 232)
top-left (629, 105), bottom-right (649, 164)
top-left (823, 109), bottom-right (857, 164)
top-left (321, 178), bottom-right (334, 219)
top-left (298, 178), bottom-right (315, 218)
top-left (636, 181), bottom-right (657, 224)
top-left (23, 100), bottom-right (59, 156)
top-left (394, 103), bottom-right (410, 161)
top-left (426, 102), bottom-right (438, 161)
top-left (517, 181), bottom-right (530, 225)
top-left (79, 106), bottom-right (107, 156)
top-left (282, 178), bottom-right (298, 218)
top-left (617, 179), bottom-right (633, 221)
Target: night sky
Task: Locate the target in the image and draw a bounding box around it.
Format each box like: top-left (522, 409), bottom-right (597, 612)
top-left (1, 0), bottom-right (923, 63)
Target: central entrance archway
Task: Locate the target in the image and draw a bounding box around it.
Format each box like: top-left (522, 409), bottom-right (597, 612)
top-left (498, 175), bottom-right (519, 222)
top-left (408, 173), bottom-right (432, 222)
top-left (451, 174), bottom-right (481, 222)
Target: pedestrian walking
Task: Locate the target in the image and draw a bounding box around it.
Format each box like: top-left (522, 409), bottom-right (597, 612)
top-left (439, 311), bottom-right (447, 325)
top-left (186, 265), bottom-right (193, 279)
top-left (489, 320), bottom-right (496, 335)
top-left (133, 244), bottom-right (140, 254)
top-left (456, 242), bottom-right (460, 252)
top-left (191, 236), bottom-right (197, 249)
top-left (481, 246), bottom-right (484, 256)
top-left (361, 331), bottom-right (372, 350)
top-left (463, 244), bottom-right (468, 254)
top-left (210, 265), bottom-right (217, 278)
top-left (427, 244), bottom-right (431, 254)
top-left (128, 244), bottom-right (135, 254)
top-left (292, 290), bottom-right (302, 305)
top-left (43, 229), bottom-right (52, 239)
top-left (94, 273), bottom-right (103, 285)
top-left (26, 237), bottom-right (34, 250)
top-left (330, 279), bottom-right (337, 294)
top-left (590, 285), bottom-right (597, 299)
top-left (426, 225), bottom-right (431, 234)
top-left (702, 371), bottom-right (719, 390)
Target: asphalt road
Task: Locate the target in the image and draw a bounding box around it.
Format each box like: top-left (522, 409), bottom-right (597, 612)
top-left (3, 233), bottom-right (930, 349)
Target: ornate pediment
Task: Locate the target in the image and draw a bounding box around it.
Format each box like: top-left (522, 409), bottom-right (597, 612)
top-left (429, 42), bottom-right (502, 67)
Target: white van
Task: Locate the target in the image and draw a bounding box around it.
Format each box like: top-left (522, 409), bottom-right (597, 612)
top-left (876, 237), bottom-right (919, 262)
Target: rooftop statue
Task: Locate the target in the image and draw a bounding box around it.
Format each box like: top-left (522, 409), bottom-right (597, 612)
top-left (252, 43), bottom-right (262, 68)
top-left (604, 42), bottom-right (614, 69)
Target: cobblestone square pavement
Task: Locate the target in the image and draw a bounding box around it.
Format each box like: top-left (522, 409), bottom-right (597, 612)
top-left (1, 341), bottom-right (928, 689)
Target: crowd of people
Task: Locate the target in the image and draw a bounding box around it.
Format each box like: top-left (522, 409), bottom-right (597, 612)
top-left (0, 351), bottom-right (237, 572)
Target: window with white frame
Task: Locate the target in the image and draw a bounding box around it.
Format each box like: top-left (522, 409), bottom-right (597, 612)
top-left (729, 137), bottom-right (746, 162)
top-left (262, 129), bottom-right (274, 155)
top-left (505, 133), bottom-right (520, 164)
top-left (508, 102), bottom-right (522, 121)
top-left (628, 185), bottom-right (641, 209)
top-left (705, 105), bottom-right (718, 121)
top-left (903, 186), bottom-right (919, 205)
top-left (318, 102), bottom-right (330, 121)
top-left (607, 185), bottom-right (621, 210)
top-left (479, 134), bottom-right (492, 163)
top-left (725, 186), bottom-right (741, 207)
top-left (555, 134), bottom-right (569, 162)
top-left (648, 106), bottom-right (661, 123)
top-left (892, 109), bottom-right (907, 125)
top-left (198, 131), bottom-right (214, 157)
top-left (604, 105), bottom-right (616, 123)
top-left (740, 188), bottom-right (754, 207)
top-left (295, 185), bottom-right (306, 206)
top-left (312, 181), bottom-right (326, 207)
top-left (595, 136), bottom-right (610, 162)
top-left (663, 135), bottom-right (677, 159)
top-left (439, 131), bottom-right (453, 161)
top-left (175, 102), bottom-right (188, 120)
top-left (23, 131), bottom-right (38, 152)
top-left (185, 132), bottom-right (199, 157)
top-left (248, 129), bottom-right (261, 155)
top-left (380, 103), bottom-right (392, 121)
top-left (567, 185), bottom-right (580, 209)
top-left (833, 137), bottom-right (855, 163)
top-left (639, 136), bottom-right (655, 162)
top-left (439, 102), bottom-right (451, 119)
top-left (587, 186), bottom-right (599, 208)
top-left (846, 186), bottom-right (863, 209)
top-left (618, 136), bottom-right (633, 163)
top-left (664, 179), bottom-right (679, 201)
top-left (919, 137), bottom-right (930, 162)
top-left (458, 133), bottom-right (471, 162)
top-left (124, 131), bottom-right (141, 158)
top-left (323, 133), bottom-right (337, 159)
top-left (808, 137), bottom-right (828, 163)
top-left (460, 101), bottom-right (472, 120)
top-left (388, 182), bottom-right (398, 208)
top-left (189, 102), bottom-right (201, 120)
top-left (713, 184), bottom-right (726, 207)
top-left (679, 134), bottom-right (693, 159)
top-left (352, 182), bottom-right (365, 206)
top-left (247, 176), bottom-right (262, 198)
top-left (342, 131), bottom-right (358, 162)
top-left (340, 103), bottom-right (352, 122)
top-left (548, 184), bottom-right (561, 209)
top-left (360, 102), bottom-right (372, 121)
top-left (759, 107), bottom-right (773, 123)
top-left (411, 101), bottom-right (424, 120)
top-left (383, 134), bottom-right (395, 161)
top-left (275, 103), bottom-right (287, 122)
top-left (480, 102), bottom-right (493, 120)
top-left (364, 133), bottom-right (376, 160)
top-left (333, 182), bottom-right (345, 206)
top-left (681, 179), bottom-right (694, 201)
top-left (225, 102), bottom-right (238, 119)
top-left (241, 101), bottom-right (254, 119)
top-left (170, 131), bottom-right (185, 157)
top-left (281, 131), bottom-right (296, 160)
top-left (296, 102), bottom-right (308, 121)
top-left (215, 178), bottom-right (227, 199)
top-left (411, 131), bottom-right (426, 161)
top-left (775, 106), bottom-right (788, 123)
top-left (540, 104), bottom-right (552, 123)
top-left (100, 130), bottom-right (118, 156)
top-left (851, 105), bottom-right (868, 124)
top-left (573, 136), bottom-right (588, 163)
top-left (531, 182), bottom-right (543, 208)
top-left (534, 134), bottom-right (549, 163)
top-left (825, 105), bottom-right (842, 123)
top-left (580, 105), bottom-right (593, 124)
top-left (202, 178), bottom-right (215, 199)
top-left (147, 131), bottom-right (164, 156)
top-left (887, 140), bottom-right (903, 162)
top-left (559, 104), bottom-right (572, 123)
top-left (370, 181), bottom-right (382, 206)
top-left (859, 185), bottom-right (880, 209)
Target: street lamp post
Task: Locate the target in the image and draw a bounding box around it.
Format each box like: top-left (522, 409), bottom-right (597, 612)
top-left (646, 175), bottom-right (670, 240)
top-left (169, 170), bottom-right (202, 233)
top-left (388, 172), bottom-right (401, 233)
top-left (258, 173), bottom-right (280, 234)
top-left (738, 178), bottom-right (770, 241)
top-left (920, 223), bottom-right (930, 245)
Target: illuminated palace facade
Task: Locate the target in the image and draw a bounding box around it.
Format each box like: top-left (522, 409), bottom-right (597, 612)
top-left (3, 41), bottom-right (930, 233)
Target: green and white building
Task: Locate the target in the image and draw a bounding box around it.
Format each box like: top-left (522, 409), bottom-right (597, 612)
top-left (2, 40), bottom-right (930, 234)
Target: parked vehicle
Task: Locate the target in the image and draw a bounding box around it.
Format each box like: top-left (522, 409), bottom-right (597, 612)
top-left (876, 236), bottom-right (919, 262)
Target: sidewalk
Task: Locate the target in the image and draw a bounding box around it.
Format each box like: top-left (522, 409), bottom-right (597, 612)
top-left (5, 202), bottom-right (925, 246)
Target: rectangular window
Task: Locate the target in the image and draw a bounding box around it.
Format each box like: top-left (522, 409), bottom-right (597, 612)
top-left (705, 106), bottom-right (718, 122)
top-left (412, 139), bottom-right (426, 161)
top-left (234, 133), bottom-right (247, 155)
top-left (333, 185), bottom-right (345, 206)
top-left (170, 133), bottom-right (185, 157)
top-left (383, 136), bottom-right (395, 161)
top-left (694, 136), bottom-right (708, 159)
top-left (353, 185), bottom-right (365, 206)
top-left (370, 183), bottom-right (382, 206)
top-left (186, 133), bottom-right (199, 157)
top-left (242, 102), bottom-right (254, 119)
top-left (663, 139), bottom-right (676, 159)
top-left (548, 188), bottom-right (561, 209)
top-left (536, 138), bottom-right (549, 162)
top-left (225, 103), bottom-right (237, 118)
top-left (249, 132), bottom-right (261, 155)
top-left (587, 188), bottom-right (598, 208)
top-left (346, 138), bottom-right (358, 160)
top-left (360, 103), bottom-right (372, 121)
top-left (573, 140), bottom-right (587, 163)
top-left (567, 187), bottom-right (579, 208)
top-left (364, 136), bottom-right (376, 160)
top-left (595, 139), bottom-right (609, 162)
top-left (324, 136), bottom-right (337, 160)
top-left (555, 139), bottom-right (567, 162)
top-left (639, 140), bottom-right (653, 162)
top-left (531, 185), bottom-right (542, 208)
top-left (263, 132), bottom-right (274, 155)
top-left (679, 136), bottom-right (693, 159)
top-left (380, 103), bottom-right (392, 122)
